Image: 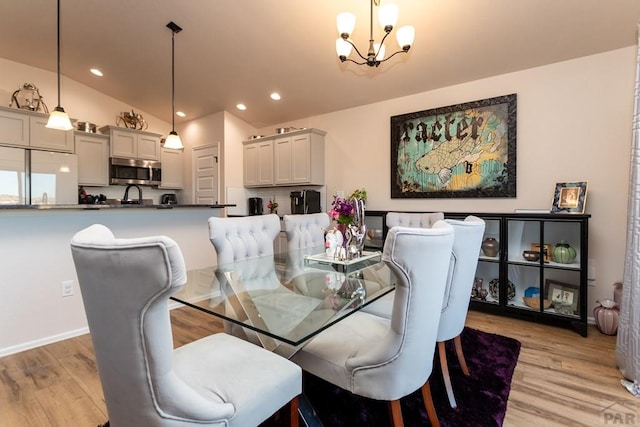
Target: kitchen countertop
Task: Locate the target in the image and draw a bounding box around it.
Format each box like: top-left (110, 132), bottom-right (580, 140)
top-left (0, 204), bottom-right (235, 211)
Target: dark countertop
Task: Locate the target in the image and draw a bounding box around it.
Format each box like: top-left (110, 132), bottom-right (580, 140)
top-left (0, 204), bottom-right (235, 211)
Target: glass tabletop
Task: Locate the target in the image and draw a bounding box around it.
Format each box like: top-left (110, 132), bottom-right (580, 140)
top-left (170, 246), bottom-right (396, 347)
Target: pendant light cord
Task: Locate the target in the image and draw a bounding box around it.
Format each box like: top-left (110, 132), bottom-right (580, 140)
top-left (56, 0), bottom-right (61, 108)
top-left (171, 29), bottom-right (176, 132)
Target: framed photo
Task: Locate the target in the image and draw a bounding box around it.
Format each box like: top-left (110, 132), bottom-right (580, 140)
top-left (531, 243), bottom-right (552, 263)
top-left (390, 94), bottom-right (517, 198)
top-left (545, 279), bottom-right (579, 315)
top-left (551, 182), bottom-right (588, 214)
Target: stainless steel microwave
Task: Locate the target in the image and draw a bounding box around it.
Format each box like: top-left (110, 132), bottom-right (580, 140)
top-left (110, 157), bottom-right (161, 186)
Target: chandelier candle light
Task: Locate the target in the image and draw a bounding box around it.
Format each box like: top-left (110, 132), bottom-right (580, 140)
top-left (336, 0), bottom-right (415, 67)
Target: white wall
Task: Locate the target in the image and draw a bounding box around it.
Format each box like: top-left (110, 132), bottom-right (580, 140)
top-left (0, 208), bottom-right (223, 356)
top-left (251, 47), bottom-right (636, 313)
top-left (0, 57), bottom-right (170, 135)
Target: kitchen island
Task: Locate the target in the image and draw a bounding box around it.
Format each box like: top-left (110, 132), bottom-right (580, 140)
top-left (0, 204), bottom-right (233, 356)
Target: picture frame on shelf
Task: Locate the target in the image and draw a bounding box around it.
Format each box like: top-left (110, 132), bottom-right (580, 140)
top-left (551, 181), bottom-right (588, 214)
top-left (545, 279), bottom-right (579, 315)
top-left (531, 243), bottom-right (552, 263)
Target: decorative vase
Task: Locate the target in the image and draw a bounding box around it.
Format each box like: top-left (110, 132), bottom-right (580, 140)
top-left (481, 237), bottom-right (499, 257)
top-left (336, 223), bottom-right (349, 248)
top-left (594, 299), bottom-right (619, 335)
top-left (551, 241), bottom-right (577, 264)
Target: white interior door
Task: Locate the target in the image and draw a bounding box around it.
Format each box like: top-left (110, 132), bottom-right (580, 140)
top-left (192, 145), bottom-right (219, 204)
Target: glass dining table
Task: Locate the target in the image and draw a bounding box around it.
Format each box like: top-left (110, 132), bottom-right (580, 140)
top-left (171, 246), bottom-right (397, 426)
top-left (171, 246), bottom-right (396, 349)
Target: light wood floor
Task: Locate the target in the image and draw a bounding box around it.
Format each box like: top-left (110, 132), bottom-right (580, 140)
top-left (0, 309), bottom-right (635, 427)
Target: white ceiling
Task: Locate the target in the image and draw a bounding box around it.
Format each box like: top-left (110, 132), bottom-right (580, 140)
top-left (1, 0), bottom-right (639, 129)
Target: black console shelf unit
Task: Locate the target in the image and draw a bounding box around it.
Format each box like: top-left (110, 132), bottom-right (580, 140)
top-left (364, 211), bottom-right (590, 336)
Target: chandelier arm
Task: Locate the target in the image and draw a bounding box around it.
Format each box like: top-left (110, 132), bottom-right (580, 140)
top-left (378, 49), bottom-right (409, 63)
top-left (341, 57), bottom-right (370, 66)
top-left (373, 30), bottom-right (393, 58)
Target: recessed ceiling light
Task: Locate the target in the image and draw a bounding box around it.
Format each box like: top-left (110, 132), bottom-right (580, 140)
top-left (176, 111), bottom-right (186, 117)
top-left (236, 103), bottom-right (247, 111)
top-left (270, 92), bottom-right (281, 101)
top-left (90, 68), bottom-right (103, 77)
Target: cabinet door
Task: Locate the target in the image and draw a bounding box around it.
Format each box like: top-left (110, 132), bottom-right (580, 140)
top-left (159, 148), bottom-right (184, 189)
top-left (29, 116), bottom-right (73, 152)
top-left (290, 133), bottom-right (311, 183)
top-left (0, 108), bottom-right (29, 147)
top-left (257, 140), bottom-right (274, 186)
top-left (137, 134), bottom-right (161, 160)
top-left (76, 133), bottom-right (109, 186)
top-left (244, 143), bottom-right (259, 186)
top-left (273, 136), bottom-right (292, 185)
top-left (110, 129), bottom-right (137, 158)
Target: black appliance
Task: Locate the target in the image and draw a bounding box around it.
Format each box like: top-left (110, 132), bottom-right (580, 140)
top-left (161, 193), bottom-right (178, 205)
top-left (290, 190), bottom-right (321, 214)
top-left (110, 157), bottom-right (162, 186)
top-left (248, 197), bottom-right (263, 215)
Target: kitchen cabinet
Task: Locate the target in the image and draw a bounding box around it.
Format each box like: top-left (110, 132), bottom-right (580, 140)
top-left (244, 128), bottom-right (326, 188)
top-left (0, 106), bottom-right (73, 152)
top-left (75, 131), bottom-right (109, 186)
top-left (243, 138), bottom-right (274, 187)
top-left (159, 147), bottom-right (184, 189)
top-left (100, 125), bottom-right (161, 161)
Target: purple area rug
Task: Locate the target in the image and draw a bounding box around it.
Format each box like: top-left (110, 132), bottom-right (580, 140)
top-left (263, 327), bottom-right (521, 427)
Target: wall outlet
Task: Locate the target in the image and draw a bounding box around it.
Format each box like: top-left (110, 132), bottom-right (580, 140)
top-left (62, 280), bottom-right (74, 297)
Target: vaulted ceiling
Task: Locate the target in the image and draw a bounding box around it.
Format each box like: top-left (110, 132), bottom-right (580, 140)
top-left (1, 0), bottom-right (639, 128)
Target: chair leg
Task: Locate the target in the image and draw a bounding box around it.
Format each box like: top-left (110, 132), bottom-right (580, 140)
top-left (421, 381), bottom-right (440, 427)
top-left (453, 335), bottom-right (470, 376)
top-left (387, 399), bottom-right (404, 427)
top-left (287, 396), bottom-right (299, 427)
top-left (438, 341), bottom-right (457, 408)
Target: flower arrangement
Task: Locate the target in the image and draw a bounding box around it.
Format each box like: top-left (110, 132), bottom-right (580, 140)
top-left (329, 188), bottom-right (367, 225)
top-left (267, 198), bottom-right (278, 213)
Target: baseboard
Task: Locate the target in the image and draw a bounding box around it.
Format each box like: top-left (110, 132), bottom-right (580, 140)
top-left (0, 327), bottom-right (90, 358)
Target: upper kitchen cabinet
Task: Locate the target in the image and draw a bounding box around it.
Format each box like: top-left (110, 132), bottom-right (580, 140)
top-left (244, 128), bottom-right (326, 188)
top-left (0, 106), bottom-right (73, 153)
top-left (75, 131), bottom-right (109, 186)
top-left (244, 138), bottom-right (274, 187)
top-left (100, 125), bottom-right (161, 161)
top-left (159, 147), bottom-right (184, 189)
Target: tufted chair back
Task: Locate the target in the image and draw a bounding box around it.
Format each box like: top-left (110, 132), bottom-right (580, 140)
top-left (283, 212), bottom-right (330, 251)
top-left (291, 223), bottom-right (455, 426)
top-left (439, 216), bottom-right (485, 340)
top-left (71, 224), bottom-right (302, 426)
top-left (386, 211), bottom-right (444, 229)
top-left (208, 214), bottom-right (281, 264)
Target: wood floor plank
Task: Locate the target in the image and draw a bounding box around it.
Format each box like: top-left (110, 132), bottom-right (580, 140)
top-left (0, 307), bottom-right (637, 426)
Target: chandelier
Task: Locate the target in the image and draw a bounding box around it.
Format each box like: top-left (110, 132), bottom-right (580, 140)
top-left (336, 0), bottom-right (415, 67)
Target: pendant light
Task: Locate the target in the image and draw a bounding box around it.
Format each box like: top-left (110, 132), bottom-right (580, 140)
top-left (46, 0), bottom-right (73, 131)
top-left (164, 21), bottom-right (183, 150)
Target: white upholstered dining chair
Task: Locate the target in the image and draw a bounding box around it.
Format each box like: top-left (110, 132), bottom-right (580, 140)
top-left (283, 212), bottom-right (330, 251)
top-left (436, 216), bottom-right (485, 408)
top-left (363, 214), bottom-right (486, 408)
top-left (208, 214), bottom-right (323, 349)
top-left (70, 224), bottom-right (301, 427)
top-left (291, 223), bottom-right (456, 427)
